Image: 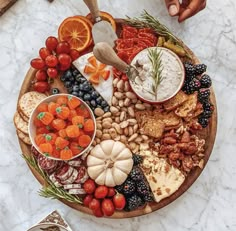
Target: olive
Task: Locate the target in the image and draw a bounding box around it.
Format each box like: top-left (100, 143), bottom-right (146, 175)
top-left (90, 100), bottom-right (97, 107)
top-left (84, 93), bottom-right (91, 101)
top-left (103, 106), bottom-right (110, 112)
top-left (91, 91), bottom-right (99, 99)
top-left (64, 81), bottom-right (73, 88)
top-left (96, 96), bottom-right (103, 104)
top-left (51, 88), bottom-right (60, 95)
top-left (73, 85), bottom-right (80, 92)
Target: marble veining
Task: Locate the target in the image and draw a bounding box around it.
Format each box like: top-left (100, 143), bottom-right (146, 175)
top-left (0, 0), bottom-right (236, 230)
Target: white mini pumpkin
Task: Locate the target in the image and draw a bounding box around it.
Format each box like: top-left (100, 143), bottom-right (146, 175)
top-left (87, 140), bottom-right (133, 187)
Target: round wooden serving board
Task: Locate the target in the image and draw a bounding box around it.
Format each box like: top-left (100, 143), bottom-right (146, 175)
top-left (17, 19), bottom-right (217, 218)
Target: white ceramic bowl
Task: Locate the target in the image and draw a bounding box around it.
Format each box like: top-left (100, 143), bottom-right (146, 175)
top-left (28, 94), bottom-right (96, 161)
top-left (27, 223), bottom-right (68, 231)
top-left (129, 47), bottom-right (185, 104)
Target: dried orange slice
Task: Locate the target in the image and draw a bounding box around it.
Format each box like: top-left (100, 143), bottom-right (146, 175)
top-left (86, 11), bottom-right (116, 32)
top-left (58, 17), bottom-right (91, 52)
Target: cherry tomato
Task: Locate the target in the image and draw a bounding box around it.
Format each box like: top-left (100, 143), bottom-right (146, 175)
top-left (89, 198), bottom-right (100, 211)
top-left (83, 195), bottom-right (93, 207)
top-left (47, 68), bottom-right (58, 78)
top-left (31, 58), bottom-right (46, 70)
top-left (92, 207), bottom-right (104, 218)
top-left (56, 41), bottom-right (71, 54)
top-left (113, 193), bottom-right (126, 210)
top-left (83, 179), bottom-right (96, 194)
top-left (45, 55), bottom-right (58, 67)
top-left (33, 81), bottom-right (50, 93)
top-left (58, 54), bottom-right (72, 67)
top-left (39, 47), bottom-right (51, 60)
top-left (35, 70), bottom-right (47, 81)
top-left (94, 186), bottom-right (108, 199)
top-left (101, 199), bottom-right (115, 216)
top-left (70, 49), bottom-right (80, 61)
top-left (107, 188), bottom-right (116, 197)
top-left (45, 36), bottom-right (58, 51)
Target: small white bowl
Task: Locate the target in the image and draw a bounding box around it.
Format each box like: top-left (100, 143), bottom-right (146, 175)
top-left (28, 94), bottom-right (96, 161)
top-left (27, 223), bottom-right (68, 231)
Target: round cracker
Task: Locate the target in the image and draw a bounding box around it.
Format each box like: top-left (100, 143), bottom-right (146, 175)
top-left (18, 91), bottom-right (47, 118)
top-left (13, 112), bottom-right (29, 135)
top-left (18, 109), bottom-right (29, 122)
top-left (16, 129), bottom-right (31, 145)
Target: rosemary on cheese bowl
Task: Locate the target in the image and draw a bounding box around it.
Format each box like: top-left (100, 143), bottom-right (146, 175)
top-left (129, 47), bottom-right (185, 103)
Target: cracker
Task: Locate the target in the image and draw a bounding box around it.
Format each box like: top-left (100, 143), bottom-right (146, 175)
top-left (18, 91), bottom-right (47, 118)
top-left (13, 112), bottom-right (29, 134)
top-left (18, 110), bottom-right (29, 122)
top-left (16, 129), bottom-right (31, 145)
top-left (153, 110), bottom-right (181, 127)
top-left (163, 91), bottom-right (189, 111)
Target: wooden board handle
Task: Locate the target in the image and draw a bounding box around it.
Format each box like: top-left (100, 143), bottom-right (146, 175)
top-left (83, 0), bottom-right (100, 20)
top-left (93, 42), bottom-right (128, 72)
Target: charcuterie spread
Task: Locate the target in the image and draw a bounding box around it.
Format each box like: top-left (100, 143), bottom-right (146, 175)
top-left (14, 11), bottom-right (217, 218)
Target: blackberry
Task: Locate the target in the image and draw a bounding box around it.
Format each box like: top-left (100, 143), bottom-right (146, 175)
top-left (194, 64), bottom-right (207, 75)
top-left (124, 195), bottom-right (143, 211)
top-left (202, 110), bottom-right (213, 119)
top-left (198, 89), bottom-right (210, 103)
top-left (132, 154), bottom-right (143, 166)
top-left (198, 116), bottom-right (209, 128)
top-left (115, 185), bottom-right (124, 193)
top-left (182, 78), bottom-right (200, 94)
top-left (142, 193), bottom-right (154, 202)
top-left (203, 101), bottom-right (214, 112)
top-left (136, 181), bottom-right (149, 196)
top-left (130, 167), bottom-right (144, 181)
top-left (184, 62), bottom-right (195, 76)
top-left (122, 179), bottom-right (136, 195)
top-left (200, 74), bottom-right (212, 88)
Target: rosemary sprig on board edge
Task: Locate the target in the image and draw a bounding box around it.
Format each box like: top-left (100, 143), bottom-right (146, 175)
top-left (125, 11), bottom-right (192, 59)
top-left (148, 48), bottom-right (163, 100)
top-left (22, 154), bottom-right (83, 204)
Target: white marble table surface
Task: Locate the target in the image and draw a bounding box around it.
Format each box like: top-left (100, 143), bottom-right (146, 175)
top-left (0, 0), bottom-right (235, 230)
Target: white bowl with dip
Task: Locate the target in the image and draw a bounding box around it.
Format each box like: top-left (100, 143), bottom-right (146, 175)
top-left (129, 47), bottom-right (185, 104)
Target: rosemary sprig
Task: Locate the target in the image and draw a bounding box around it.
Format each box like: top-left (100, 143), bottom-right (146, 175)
top-left (22, 153), bottom-right (83, 204)
top-left (148, 48), bottom-right (163, 100)
top-left (125, 10), bottom-right (192, 58)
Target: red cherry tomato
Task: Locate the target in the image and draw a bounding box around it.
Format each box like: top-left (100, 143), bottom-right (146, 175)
top-left (113, 193), bottom-right (126, 210)
top-left (83, 179), bottom-right (96, 194)
top-left (35, 70), bottom-right (47, 81)
top-left (45, 36), bottom-right (58, 51)
top-left (83, 195), bottom-right (93, 207)
top-left (39, 47), bottom-right (51, 60)
top-left (107, 188), bottom-right (116, 197)
top-left (94, 186), bottom-right (108, 199)
top-left (33, 81), bottom-right (50, 93)
top-left (101, 199), bottom-right (115, 216)
top-left (89, 198), bottom-right (100, 211)
top-left (47, 68), bottom-right (58, 78)
top-left (92, 207), bottom-right (104, 218)
top-left (58, 54), bottom-right (72, 67)
top-left (70, 49), bottom-right (80, 61)
top-left (31, 58), bottom-right (45, 70)
top-left (45, 55), bottom-right (58, 67)
top-left (56, 41), bottom-right (71, 54)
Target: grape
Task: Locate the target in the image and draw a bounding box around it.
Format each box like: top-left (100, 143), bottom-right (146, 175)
top-left (39, 47), bottom-right (51, 60)
top-left (58, 54), bottom-right (72, 67)
top-left (45, 36), bottom-right (58, 51)
top-left (35, 70), bottom-right (47, 81)
top-left (45, 55), bottom-right (58, 67)
top-left (56, 41), bottom-right (70, 54)
top-left (31, 58), bottom-right (45, 70)
top-left (47, 68), bottom-right (58, 78)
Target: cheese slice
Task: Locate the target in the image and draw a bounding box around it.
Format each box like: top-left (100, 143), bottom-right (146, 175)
top-left (140, 153), bottom-right (185, 203)
top-left (73, 52), bottom-right (113, 105)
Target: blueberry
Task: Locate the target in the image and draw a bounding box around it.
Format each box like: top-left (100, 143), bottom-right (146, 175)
top-left (68, 75), bottom-right (75, 82)
top-left (72, 69), bottom-right (79, 76)
top-left (77, 91), bottom-right (84, 98)
top-left (64, 70), bottom-right (73, 80)
top-left (51, 88), bottom-right (60, 95)
top-left (73, 85), bottom-right (80, 92)
top-left (64, 81), bottom-right (73, 88)
top-left (84, 101), bottom-right (91, 106)
top-left (72, 91), bottom-right (80, 97)
top-left (91, 91), bottom-right (99, 99)
top-left (96, 96), bottom-right (102, 104)
top-left (101, 100), bottom-right (108, 107)
top-left (83, 84), bottom-right (91, 92)
top-left (103, 106), bottom-right (110, 112)
top-left (84, 93), bottom-right (91, 101)
top-left (75, 75), bottom-right (85, 83)
top-left (60, 74), bottom-right (67, 82)
top-left (90, 100), bottom-right (97, 107)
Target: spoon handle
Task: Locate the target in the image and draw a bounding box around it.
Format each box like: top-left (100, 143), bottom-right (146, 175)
top-left (93, 42), bottom-right (128, 72)
top-left (83, 0), bottom-right (100, 20)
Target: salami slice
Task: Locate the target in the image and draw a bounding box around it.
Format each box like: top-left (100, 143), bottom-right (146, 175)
top-left (74, 166), bottom-right (87, 184)
top-left (67, 159), bottom-right (82, 167)
top-left (49, 173), bottom-right (63, 188)
top-left (31, 146), bottom-right (41, 158)
top-left (64, 184), bottom-right (82, 190)
top-left (56, 165), bottom-right (74, 181)
top-left (38, 154), bottom-right (58, 171)
top-left (60, 168), bottom-right (78, 185)
top-left (68, 188), bottom-right (86, 195)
